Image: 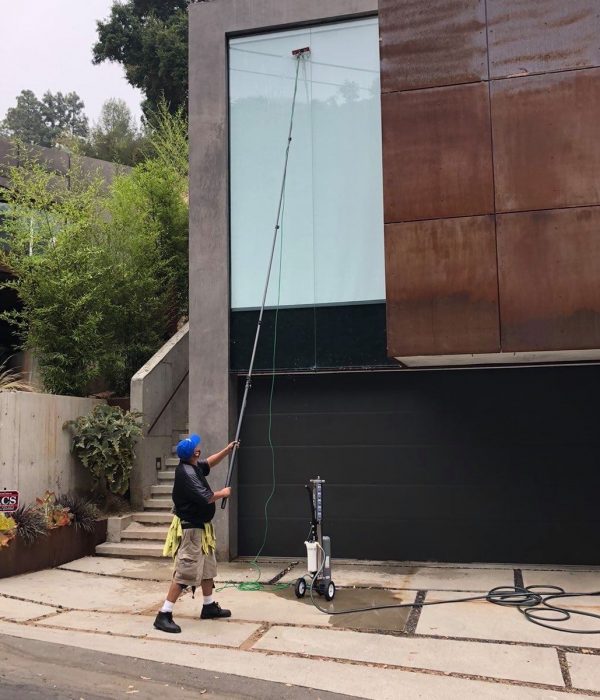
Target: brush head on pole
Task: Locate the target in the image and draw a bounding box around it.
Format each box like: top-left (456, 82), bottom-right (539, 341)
top-left (292, 46), bottom-right (311, 57)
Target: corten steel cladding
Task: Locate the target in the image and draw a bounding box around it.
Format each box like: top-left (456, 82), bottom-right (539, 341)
top-left (379, 0), bottom-right (488, 93)
top-left (497, 207), bottom-right (600, 352)
top-left (382, 82), bottom-right (494, 223)
top-left (491, 68), bottom-right (600, 212)
top-left (385, 216), bottom-right (500, 357)
top-left (487, 0), bottom-right (600, 78)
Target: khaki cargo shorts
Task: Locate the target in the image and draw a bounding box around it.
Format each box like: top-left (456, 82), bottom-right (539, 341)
top-left (173, 528), bottom-right (218, 587)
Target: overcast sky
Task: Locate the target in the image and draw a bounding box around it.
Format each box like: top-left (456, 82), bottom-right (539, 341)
top-left (0, 0), bottom-right (143, 126)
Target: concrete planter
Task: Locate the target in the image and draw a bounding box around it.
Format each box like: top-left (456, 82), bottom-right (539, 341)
top-left (0, 519), bottom-right (107, 579)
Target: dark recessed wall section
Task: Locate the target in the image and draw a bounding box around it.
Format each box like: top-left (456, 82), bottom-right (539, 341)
top-left (230, 303), bottom-right (396, 373)
top-left (0, 267), bottom-right (20, 363)
top-left (237, 367), bottom-right (600, 564)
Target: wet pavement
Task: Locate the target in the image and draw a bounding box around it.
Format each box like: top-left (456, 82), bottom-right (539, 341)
top-left (0, 557), bottom-right (599, 699)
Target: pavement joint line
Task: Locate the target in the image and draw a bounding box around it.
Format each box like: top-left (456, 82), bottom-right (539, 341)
top-left (557, 648), bottom-right (573, 689)
top-left (48, 567), bottom-right (519, 594)
top-left (55, 566), bottom-right (167, 583)
top-left (235, 558), bottom-right (600, 573)
top-left (49, 564), bottom-right (599, 596)
top-left (54, 565), bottom-right (305, 588)
top-left (0, 592), bottom-right (74, 612)
top-left (514, 569), bottom-right (525, 588)
top-left (26, 610), bottom-right (67, 623)
top-left (5, 617), bottom-right (600, 697)
top-left (239, 623), bottom-right (271, 650)
top-left (403, 589), bottom-right (426, 634)
top-left (4, 592), bottom-right (600, 655)
top-left (244, 646), bottom-right (600, 697)
top-left (267, 561), bottom-right (300, 585)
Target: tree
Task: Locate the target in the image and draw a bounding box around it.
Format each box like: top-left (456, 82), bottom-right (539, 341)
top-left (2, 90), bottom-right (88, 147)
top-left (41, 91), bottom-right (89, 140)
top-left (93, 1), bottom-right (193, 115)
top-left (85, 98), bottom-right (144, 165)
top-left (1, 90), bottom-right (51, 146)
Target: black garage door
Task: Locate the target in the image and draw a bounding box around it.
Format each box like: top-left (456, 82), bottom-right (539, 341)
top-left (237, 366), bottom-right (600, 565)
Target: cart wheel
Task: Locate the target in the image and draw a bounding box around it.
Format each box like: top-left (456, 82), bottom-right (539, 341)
top-left (324, 581), bottom-right (336, 601)
top-left (294, 577), bottom-right (307, 598)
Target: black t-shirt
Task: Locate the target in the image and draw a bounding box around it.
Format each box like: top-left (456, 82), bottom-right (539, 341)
top-left (172, 459), bottom-right (216, 528)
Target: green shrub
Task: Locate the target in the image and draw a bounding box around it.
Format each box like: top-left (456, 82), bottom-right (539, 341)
top-left (64, 404), bottom-right (144, 496)
top-left (0, 107), bottom-right (188, 397)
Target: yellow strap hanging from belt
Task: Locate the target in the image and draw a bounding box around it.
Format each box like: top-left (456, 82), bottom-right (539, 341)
top-left (163, 515), bottom-right (183, 559)
top-left (201, 522), bottom-right (216, 554)
top-left (163, 516), bottom-right (216, 558)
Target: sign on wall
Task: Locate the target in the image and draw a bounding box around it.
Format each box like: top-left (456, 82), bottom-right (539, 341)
top-left (0, 491), bottom-right (19, 513)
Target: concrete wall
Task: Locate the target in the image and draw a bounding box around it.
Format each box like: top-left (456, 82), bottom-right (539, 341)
top-left (188, 0), bottom-right (377, 560)
top-left (0, 136), bottom-right (130, 192)
top-left (130, 323), bottom-right (189, 509)
top-left (0, 392), bottom-right (103, 506)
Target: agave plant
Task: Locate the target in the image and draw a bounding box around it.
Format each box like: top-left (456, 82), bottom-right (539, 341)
top-left (0, 360), bottom-right (34, 393)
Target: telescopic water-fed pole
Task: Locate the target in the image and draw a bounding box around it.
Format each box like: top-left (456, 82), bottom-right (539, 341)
top-left (221, 47), bottom-right (310, 510)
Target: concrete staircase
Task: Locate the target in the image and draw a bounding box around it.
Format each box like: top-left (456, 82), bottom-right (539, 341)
top-left (95, 431), bottom-right (186, 558)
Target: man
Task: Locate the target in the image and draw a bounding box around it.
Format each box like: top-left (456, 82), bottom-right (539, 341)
top-left (154, 433), bottom-right (236, 633)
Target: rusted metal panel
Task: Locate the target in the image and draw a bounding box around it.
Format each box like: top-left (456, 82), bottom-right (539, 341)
top-left (497, 207), bottom-right (600, 352)
top-left (382, 81), bottom-right (494, 223)
top-left (488, 0), bottom-right (600, 79)
top-left (380, 0), bottom-right (488, 92)
top-left (385, 215), bottom-right (500, 356)
top-left (491, 68), bottom-right (600, 213)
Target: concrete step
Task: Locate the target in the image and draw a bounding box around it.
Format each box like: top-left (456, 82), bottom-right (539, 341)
top-left (165, 457), bottom-right (179, 467)
top-left (122, 524), bottom-right (169, 542)
top-left (95, 541), bottom-right (165, 558)
top-left (131, 511), bottom-right (173, 524)
top-left (151, 484), bottom-right (172, 496)
top-left (143, 498), bottom-right (172, 510)
top-left (157, 470), bottom-right (175, 481)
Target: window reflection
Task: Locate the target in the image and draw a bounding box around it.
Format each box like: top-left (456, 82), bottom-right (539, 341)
top-left (229, 18), bottom-right (384, 311)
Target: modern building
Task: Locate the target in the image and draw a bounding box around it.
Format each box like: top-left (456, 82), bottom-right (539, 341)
top-left (188, 0), bottom-right (600, 564)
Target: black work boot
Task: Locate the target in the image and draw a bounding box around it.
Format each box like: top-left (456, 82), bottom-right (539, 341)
top-left (200, 602), bottom-right (231, 619)
top-left (154, 611), bottom-right (181, 633)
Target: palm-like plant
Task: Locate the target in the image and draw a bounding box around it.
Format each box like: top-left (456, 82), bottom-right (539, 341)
top-left (0, 360), bottom-right (34, 392)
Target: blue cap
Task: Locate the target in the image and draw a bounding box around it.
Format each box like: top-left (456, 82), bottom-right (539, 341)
top-left (176, 433), bottom-right (201, 460)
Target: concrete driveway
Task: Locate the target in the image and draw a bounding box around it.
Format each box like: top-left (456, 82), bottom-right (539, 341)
top-left (0, 557), bottom-right (599, 699)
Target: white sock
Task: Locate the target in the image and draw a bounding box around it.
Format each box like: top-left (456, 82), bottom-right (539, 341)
top-left (160, 600), bottom-right (174, 613)
top-left (203, 595), bottom-right (214, 606)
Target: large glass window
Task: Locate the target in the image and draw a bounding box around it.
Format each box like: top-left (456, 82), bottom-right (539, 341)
top-left (229, 18), bottom-right (384, 311)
